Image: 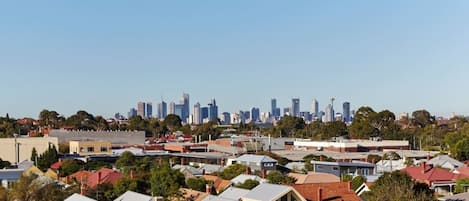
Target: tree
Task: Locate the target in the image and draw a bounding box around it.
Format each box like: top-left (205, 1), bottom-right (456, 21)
top-left (320, 121), bottom-right (348, 139)
top-left (150, 163), bottom-right (185, 199)
top-left (351, 175), bottom-right (366, 191)
top-left (31, 147), bottom-right (38, 162)
top-left (163, 114), bottom-right (182, 130)
top-left (455, 138), bottom-right (469, 161)
top-left (37, 144), bottom-right (58, 171)
top-left (85, 160), bottom-right (112, 171)
top-left (218, 163), bottom-right (247, 180)
top-left (114, 177), bottom-right (149, 196)
top-left (186, 177), bottom-right (208, 192)
top-left (411, 110), bottom-right (435, 128)
top-left (275, 116), bottom-right (305, 137)
top-left (60, 159), bottom-right (84, 177)
top-left (349, 107), bottom-right (378, 139)
top-left (86, 183), bottom-right (115, 201)
top-left (235, 179), bottom-right (260, 190)
top-left (115, 151), bottom-right (136, 170)
top-left (363, 171), bottom-right (435, 201)
top-left (455, 178), bottom-right (469, 193)
top-left (266, 170), bottom-right (297, 185)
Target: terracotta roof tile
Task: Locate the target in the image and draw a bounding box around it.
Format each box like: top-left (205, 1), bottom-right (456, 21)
top-left (85, 168), bottom-right (123, 188)
top-left (292, 182), bottom-right (360, 201)
top-left (400, 164), bottom-right (466, 185)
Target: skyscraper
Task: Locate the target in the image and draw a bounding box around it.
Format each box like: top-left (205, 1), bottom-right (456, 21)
top-left (137, 102), bottom-right (146, 118)
top-left (193, 102), bottom-right (201, 125)
top-left (221, 112), bottom-right (231, 125)
top-left (208, 99), bottom-right (218, 122)
top-left (168, 101), bottom-right (175, 115)
top-left (128, 108), bottom-right (137, 118)
top-left (271, 98), bottom-right (279, 117)
top-left (251, 107), bottom-right (260, 122)
top-left (146, 102), bottom-right (153, 118)
top-left (157, 101), bottom-right (167, 119)
top-left (343, 102), bottom-right (351, 123)
top-left (180, 93), bottom-right (190, 123)
top-left (201, 107), bottom-right (209, 121)
top-left (325, 104), bottom-right (334, 122)
top-left (291, 98), bottom-right (300, 117)
top-left (175, 104), bottom-right (184, 120)
top-left (312, 99), bottom-right (319, 117)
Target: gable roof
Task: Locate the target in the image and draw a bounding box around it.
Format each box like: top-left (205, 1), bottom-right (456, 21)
top-left (86, 168), bottom-right (123, 188)
top-left (65, 193), bottom-right (97, 201)
top-left (198, 164), bottom-right (225, 174)
top-left (201, 175), bottom-right (231, 193)
top-left (0, 169), bottom-right (24, 181)
top-left (242, 183), bottom-right (306, 201)
top-left (401, 164), bottom-right (465, 185)
top-left (234, 154), bottom-right (277, 164)
top-left (454, 167), bottom-right (469, 177)
top-left (292, 182), bottom-right (361, 201)
top-left (230, 174), bottom-right (266, 185)
top-left (69, 170), bottom-right (92, 183)
top-left (288, 172), bottom-right (340, 184)
top-left (217, 186), bottom-right (249, 200)
top-left (427, 155), bottom-right (464, 170)
top-left (114, 191), bottom-right (153, 201)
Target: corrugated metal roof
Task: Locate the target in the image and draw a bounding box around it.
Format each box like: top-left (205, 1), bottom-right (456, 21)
top-left (218, 186), bottom-right (249, 200)
top-left (114, 191), bottom-right (153, 201)
top-left (235, 154), bottom-right (277, 163)
top-left (242, 183), bottom-right (300, 201)
top-left (65, 193), bottom-right (97, 201)
top-left (231, 174), bottom-right (266, 185)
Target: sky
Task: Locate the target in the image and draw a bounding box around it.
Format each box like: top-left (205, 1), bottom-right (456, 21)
top-left (1, 1), bottom-right (469, 119)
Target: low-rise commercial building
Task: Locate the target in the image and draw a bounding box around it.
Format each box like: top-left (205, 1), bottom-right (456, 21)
top-left (290, 139), bottom-right (409, 152)
top-left (69, 141), bottom-right (112, 156)
top-left (0, 136), bottom-right (58, 164)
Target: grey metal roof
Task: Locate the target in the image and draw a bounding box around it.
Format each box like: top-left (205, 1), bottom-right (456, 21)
top-left (114, 191), bottom-right (153, 201)
top-left (202, 195), bottom-right (237, 201)
top-left (17, 160), bottom-right (34, 170)
top-left (65, 193), bottom-right (97, 201)
top-left (218, 186), bottom-right (250, 200)
top-left (231, 174), bottom-right (266, 185)
top-left (242, 183), bottom-right (299, 201)
top-left (310, 160), bottom-right (376, 168)
top-left (0, 169), bottom-right (24, 181)
top-left (428, 155), bottom-right (464, 169)
top-left (198, 164), bottom-right (225, 174)
top-left (234, 154), bottom-right (277, 164)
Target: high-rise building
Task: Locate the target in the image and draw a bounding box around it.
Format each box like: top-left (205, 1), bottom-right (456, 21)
top-left (137, 102), bottom-right (146, 118)
top-left (146, 102), bottom-right (153, 118)
top-left (292, 98), bottom-right (300, 117)
top-left (157, 101), bottom-right (167, 119)
top-left (251, 107), bottom-right (260, 122)
top-left (325, 104), bottom-right (334, 122)
top-left (168, 102), bottom-right (175, 115)
top-left (221, 112), bottom-right (231, 125)
top-left (128, 108), bottom-right (137, 118)
top-left (201, 107), bottom-right (209, 121)
top-left (284, 107), bottom-right (291, 116)
top-left (271, 98), bottom-right (280, 117)
top-left (180, 93), bottom-right (190, 123)
top-left (312, 99), bottom-right (319, 117)
top-left (343, 102), bottom-right (351, 123)
top-left (208, 99), bottom-right (218, 122)
top-left (175, 104), bottom-right (184, 120)
top-left (193, 102), bottom-right (201, 125)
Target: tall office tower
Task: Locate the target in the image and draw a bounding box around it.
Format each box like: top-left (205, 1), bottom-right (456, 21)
top-left (137, 102), bottom-right (146, 118)
top-left (168, 101), bottom-right (175, 115)
top-left (128, 108), bottom-right (137, 118)
top-left (251, 107), bottom-right (260, 122)
top-left (239, 111), bottom-right (246, 123)
top-left (193, 102), bottom-right (201, 125)
top-left (324, 104), bottom-right (335, 122)
top-left (146, 102), bottom-right (153, 118)
top-left (292, 98), bottom-right (300, 117)
top-left (343, 102), bottom-right (351, 123)
top-left (180, 93), bottom-right (190, 123)
top-left (271, 98), bottom-right (279, 117)
top-left (157, 101), bottom-right (167, 119)
top-left (221, 112), bottom-right (231, 125)
top-left (300, 112), bottom-right (311, 122)
top-left (312, 99), bottom-right (319, 117)
top-left (208, 99), bottom-right (218, 122)
top-left (175, 104), bottom-right (184, 120)
top-left (284, 107), bottom-right (291, 116)
top-left (201, 107), bottom-right (209, 121)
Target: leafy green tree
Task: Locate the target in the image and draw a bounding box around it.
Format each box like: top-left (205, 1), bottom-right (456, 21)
top-left (150, 163), bottom-right (185, 198)
top-left (383, 151), bottom-right (401, 160)
top-left (116, 151), bottom-right (137, 170)
top-left (411, 110), bottom-right (435, 128)
top-left (455, 138), bottom-right (469, 161)
top-left (60, 159), bottom-right (84, 177)
top-left (114, 177), bottom-right (150, 196)
top-left (275, 115), bottom-right (305, 137)
top-left (86, 183), bottom-right (116, 201)
top-left (320, 121), bottom-right (348, 139)
top-left (235, 179), bottom-right (260, 190)
top-left (455, 178), bottom-right (469, 193)
top-left (218, 163), bottom-right (247, 180)
top-left (186, 177), bottom-right (208, 192)
top-left (351, 175), bottom-right (366, 191)
top-left (363, 171), bottom-right (435, 201)
top-left (266, 170), bottom-right (297, 185)
top-left (349, 107), bottom-right (378, 139)
top-left (366, 154), bottom-right (382, 164)
top-left (84, 160), bottom-right (112, 171)
top-left (37, 144), bottom-right (58, 171)
top-left (163, 114), bottom-right (182, 131)
top-left (31, 147), bottom-right (38, 162)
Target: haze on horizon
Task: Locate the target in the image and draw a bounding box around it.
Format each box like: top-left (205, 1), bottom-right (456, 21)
top-left (1, 1), bottom-right (469, 119)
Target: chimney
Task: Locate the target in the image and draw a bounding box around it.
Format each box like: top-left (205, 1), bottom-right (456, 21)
top-left (220, 159), bottom-right (225, 167)
top-left (205, 184), bottom-right (212, 194)
top-left (202, 169), bottom-right (206, 175)
top-left (347, 181), bottom-right (352, 192)
top-left (427, 153), bottom-right (430, 161)
top-left (98, 172), bottom-right (102, 184)
top-left (80, 183), bottom-right (86, 195)
top-left (246, 167), bottom-right (251, 175)
top-left (66, 176), bottom-right (70, 184)
top-left (317, 187), bottom-right (323, 201)
top-left (57, 173), bottom-right (60, 181)
top-left (181, 157), bottom-right (185, 165)
top-left (261, 169), bottom-right (267, 179)
top-left (320, 155), bottom-right (324, 161)
top-left (130, 170), bottom-right (135, 179)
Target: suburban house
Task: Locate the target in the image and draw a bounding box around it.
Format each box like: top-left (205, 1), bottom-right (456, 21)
top-left (227, 154), bottom-right (278, 172)
top-left (230, 174), bottom-right (267, 186)
top-left (114, 190), bottom-right (154, 201)
top-left (203, 183), bottom-right (306, 201)
top-left (292, 182), bottom-right (361, 201)
top-left (376, 159), bottom-right (407, 173)
top-left (84, 168), bottom-right (123, 189)
top-left (401, 162), bottom-right (466, 195)
top-left (309, 160), bottom-right (376, 177)
top-left (426, 155), bottom-right (465, 171)
top-left (287, 172), bottom-right (340, 184)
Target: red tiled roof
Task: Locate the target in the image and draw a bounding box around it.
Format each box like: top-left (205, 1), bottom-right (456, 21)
top-left (401, 163), bottom-right (466, 185)
top-left (292, 182), bottom-right (361, 201)
top-left (51, 161), bottom-right (62, 170)
top-left (69, 170), bottom-right (92, 183)
top-left (456, 167), bottom-right (469, 177)
top-left (86, 168), bottom-right (123, 188)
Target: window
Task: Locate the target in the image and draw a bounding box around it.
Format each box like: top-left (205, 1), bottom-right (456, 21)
top-left (100, 147), bottom-right (108, 152)
top-left (87, 147), bottom-right (94, 152)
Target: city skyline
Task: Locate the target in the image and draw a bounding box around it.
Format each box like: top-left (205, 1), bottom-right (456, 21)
top-left (2, 1), bottom-right (469, 118)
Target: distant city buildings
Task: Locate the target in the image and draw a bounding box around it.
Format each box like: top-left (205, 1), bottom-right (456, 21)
top-left (291, 98), bottom-right (300, 117)
top-left (127, 108), bottom-right (137, 118)
top-left (208, 99), bottom-right (218, 122)
top-left (157, 101), bottom-right (167, 119)
top-left (146, 102), bottom-right (153, 118)
top-left (343, 102), bottom-right (351, 123)
top-left (137, 102), bottom-right (146, 118)
top-left (312, 99), bottom-right (319, 118)
top-left (193, 102), bottom-right (201, 125)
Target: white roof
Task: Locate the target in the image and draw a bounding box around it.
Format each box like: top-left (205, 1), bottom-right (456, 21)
top-left (202, 195), bottom-right (237, 201)
top-left (114, 191), bottom-right (153, 201)
top-left (376, 159), bottom-right (407, 172)
top-left (235, 154), bottom-right (277, 163)
top-left (218, 186), bottom-right (250, 200)
top-left (428, 155), bottom-right (464, 169)
top-left (242, 183), bottom-right (305, 201)
top-left (231, 174), bottom-right (266, 185)
top-left (65, 193), bottom-right (97, 201)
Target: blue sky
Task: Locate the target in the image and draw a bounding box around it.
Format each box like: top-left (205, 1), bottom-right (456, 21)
top-left (1, 1), bottom-right (469, 118)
